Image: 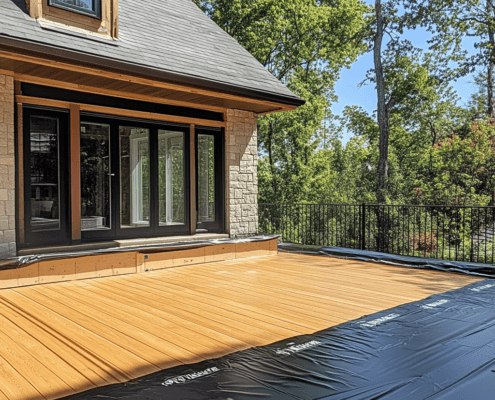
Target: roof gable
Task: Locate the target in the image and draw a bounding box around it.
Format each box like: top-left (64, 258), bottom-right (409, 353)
top-left (0, 0), bottom-right (302, 105)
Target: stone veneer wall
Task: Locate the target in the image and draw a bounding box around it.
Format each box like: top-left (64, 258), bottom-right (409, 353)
top-left (225, 109), bottom-right (258, 236)
top-left (0, 75), bottom-right (16, 258)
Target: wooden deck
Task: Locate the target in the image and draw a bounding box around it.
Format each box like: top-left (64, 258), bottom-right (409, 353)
top-left (0, 252), bottom-right (482, 400)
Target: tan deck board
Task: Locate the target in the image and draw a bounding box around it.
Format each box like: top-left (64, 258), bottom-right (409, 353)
top-left (0, 252), bottom-right (482, 400)
top-left (91, 277), bottom-right (304, 337)
top-left (46, 284), bottom-right (250, 354)
top-left (72, 280), bottom-right (284, 347)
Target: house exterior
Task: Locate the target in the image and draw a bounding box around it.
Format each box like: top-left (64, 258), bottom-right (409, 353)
top-left (0, 0), bottom-right (303, 259)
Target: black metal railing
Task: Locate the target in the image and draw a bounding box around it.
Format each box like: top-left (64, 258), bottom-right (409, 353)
top-left (259, 204), bottom-right (495, 264)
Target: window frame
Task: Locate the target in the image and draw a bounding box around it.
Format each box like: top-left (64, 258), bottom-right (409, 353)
top-left (48, 0), bottom-right (102, 19)
top-left (195, 127), bottom-right (225, 234)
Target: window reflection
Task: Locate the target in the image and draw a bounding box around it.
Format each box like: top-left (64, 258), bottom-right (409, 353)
top-left (29, 116), bottom-right (60, 232)
top-left (158, 131), bottom-right (185, 226)
top-left (81, 123), bottom-right (111, 231)
top-left (197, 135), bottom-right (215, 223)
top-left (120, 127), bottom-right (150, 228)
top-left (58, 0), bottom-right (93, 9)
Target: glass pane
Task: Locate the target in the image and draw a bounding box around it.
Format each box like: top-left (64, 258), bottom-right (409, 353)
top-left (158, 131), bottom-right (185, 226)
top-left (120, 127), bottom-right (150, 228)
top-left (197, 135), bottom-right (215, 223)
top-left (57, 0), bottom-right (94, 11)
top-left (81, 123), bottom-right (111, 231)
top-left (30, 116), bottom-right (60, 232)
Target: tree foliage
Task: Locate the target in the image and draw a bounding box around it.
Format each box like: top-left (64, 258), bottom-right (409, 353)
top-left (194, 0), bottom-right (495, 208)
top-left (194, 0), bottom-right (369, 203)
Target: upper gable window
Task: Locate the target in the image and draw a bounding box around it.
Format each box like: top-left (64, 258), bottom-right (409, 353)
top-left (48, 0), bottom-right (101, 19)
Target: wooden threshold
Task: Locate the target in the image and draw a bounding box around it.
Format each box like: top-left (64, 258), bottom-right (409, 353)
top-left (0, 252), bottom-right (482, 400)
top-left (16, 233), bottom-right (230, 256)
top-left (16, 95), bottom-right (226, 128)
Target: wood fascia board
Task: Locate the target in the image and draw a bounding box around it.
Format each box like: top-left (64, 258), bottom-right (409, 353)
top-left (258, 106), bottom-right (297, 115)
top-left (0, 50), bottom-right (297, 111)
top-left (16, 95), bottom-right (226, 128)
top-left (16, 102), bottom-right (25, 245)
top-left (14, 73), bottom-right (228, 113)
top-left (0, 68), bottom-right (14, 77)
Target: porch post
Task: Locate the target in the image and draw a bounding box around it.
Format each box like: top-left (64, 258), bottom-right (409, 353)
top-left (0, 75), bottom-right (16, 258)
top-left (70, 104), bottom-right (81, 242)
top-left (190, 124), bottom-right (196, 235)
top-left (224, 110), bottom-right (259, 236)
top-left (16, 99), bottom-right (25, 246)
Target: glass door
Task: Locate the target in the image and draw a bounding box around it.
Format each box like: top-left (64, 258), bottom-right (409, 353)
top-left (158, 130), bottom-right (186, 227)
top-left (24, 108), bottom-right (70, 246)
top-left (80, 121), bottom-right (113, 237)
top-left (196, 128), bottom-right (224, 232)
top-left (81, 117), bottom-right (190, 242)
top-left (118, 126), bottom-right (151, 232)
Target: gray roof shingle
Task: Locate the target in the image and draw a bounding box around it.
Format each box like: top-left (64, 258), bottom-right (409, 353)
top-left (0, 0), bottom-right (303, 105)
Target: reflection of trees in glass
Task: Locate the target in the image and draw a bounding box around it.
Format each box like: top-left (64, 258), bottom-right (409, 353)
top-left (198, 135), bottom-right (215, 222)
top-left (59, 0), bottom-right (92, 10)
top-left (120, 127), bottom-right (149, 228)
top-left (139, 140), bottom-right (150, 222)
top-left (30, 116), bottom-right (60, 226)
top-left (80, 123), bottom-right (110, 229)
top-left (159, 132), bottom-right (184, 224)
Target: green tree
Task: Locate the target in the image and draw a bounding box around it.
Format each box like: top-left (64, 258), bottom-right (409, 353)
top-left (193, 0), bottom-right (369, 203)
top-left (413, 120), bottom-right (495, 206)
top-left (402, 0), bottom-right (495, 117)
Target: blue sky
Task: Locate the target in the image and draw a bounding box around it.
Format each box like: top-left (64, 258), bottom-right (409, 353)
top-left (331, 6), bottom-right (480, 144)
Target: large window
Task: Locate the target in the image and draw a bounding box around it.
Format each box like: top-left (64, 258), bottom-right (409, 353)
top-left (48, 0), bottom-right (101, 18)
top-left (81, 123), bottom-right (111, 231)
top-left (197, 135), bottom-right (216, 223)
top-left (23, 107), bottom-right (225, 248)
top-left (23, 108), bottom-right (70, 246)
top-left (120, 127), bottom-right (150, 229)
top-left (29, 116), bottom-right (61, 232)
top-left (158, 131), bottom-right (185, 226)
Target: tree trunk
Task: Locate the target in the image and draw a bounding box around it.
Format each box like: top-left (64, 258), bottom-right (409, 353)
top-left (488, 1), bottom-right (495, 118)
top-left (374, 0), bottom-right (389, 204)
top-left (374, 0), bottom-right (390, 253)
top-left (268, 119), bottom-right (277, 199)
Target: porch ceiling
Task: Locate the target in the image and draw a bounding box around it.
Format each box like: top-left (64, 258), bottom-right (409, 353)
top-left (0, 252), bottom-right (481, 400)
top-left (0, 49), bottom-right (296, 115)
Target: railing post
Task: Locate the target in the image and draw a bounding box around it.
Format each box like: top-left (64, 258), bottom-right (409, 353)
top-left (361, 203), bottom-right (366, 250)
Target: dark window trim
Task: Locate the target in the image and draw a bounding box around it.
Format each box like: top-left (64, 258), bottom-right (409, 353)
top-left (195, 127), bottom-right (225, 234)
top-left (19, 106), bottom-right (226, 250)
top-left (22, 107), bottom-right (71, 248)
top-left (48, 0), bottom-right (102, 19)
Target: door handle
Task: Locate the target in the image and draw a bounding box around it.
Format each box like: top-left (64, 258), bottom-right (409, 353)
top-left (108, 173), bottom-right (115, 177)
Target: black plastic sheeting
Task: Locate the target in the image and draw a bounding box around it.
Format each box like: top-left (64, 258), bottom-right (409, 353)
top-left (63, 279), bottom-right (495, 400)
top-left (317, 246), bottom-right (495, 277)
top-left (277, 242), bottom-right (495, 278)
top-left (0, 235), bottom-right (279, 271)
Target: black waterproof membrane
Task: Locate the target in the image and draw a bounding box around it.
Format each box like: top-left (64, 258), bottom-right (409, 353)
top-left (63, 279), bottom-right (495, 400)
top-left (317, 246), bottom-right (495, 277)
top-left (277, 242), bottom-right (495, 277)
top-left (0, 235), bottom-right (279, 271)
